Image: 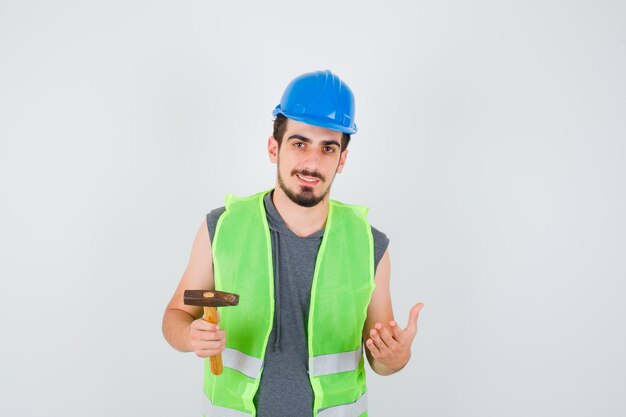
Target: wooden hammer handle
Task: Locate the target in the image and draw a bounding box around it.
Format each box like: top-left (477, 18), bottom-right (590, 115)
top-left (203, 306), bottom-right (223, 375)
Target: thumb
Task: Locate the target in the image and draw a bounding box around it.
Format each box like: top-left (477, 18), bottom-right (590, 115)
top-left (405, 303), bottom-right (423, 336)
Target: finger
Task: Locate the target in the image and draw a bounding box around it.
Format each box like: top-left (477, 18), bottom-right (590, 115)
top-left (191, 329), bottom-right (226, 340)
top-left (196, 329), bottom-right (226, 341)
top-left (194, 320), bottom-right (220, 331)
top-left (389, 320), bottom-right (404, 343)
top-left (199, 339), bottom-right (224, 350)
top-left (370, 326), bottom-right (388, 350)
top-left (377, 323), bottom-right (397, 347)
top-left (192, 336), bottom-right (225, 353)
top-left (365, 338), bottom-right (380, 357)
top-left (195, 350), bottom-right (211, 358)
top-left (195, 345), bottom-right (224, 358)
top-left (405, 303), bottom-right (424, 336)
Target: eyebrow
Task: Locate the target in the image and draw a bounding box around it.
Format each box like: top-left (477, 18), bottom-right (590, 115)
top-left (287, 134), bottom-right (341, 149)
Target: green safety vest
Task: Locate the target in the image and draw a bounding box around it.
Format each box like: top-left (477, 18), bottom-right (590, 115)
top-left (203, 191), bottom-right (375, 417)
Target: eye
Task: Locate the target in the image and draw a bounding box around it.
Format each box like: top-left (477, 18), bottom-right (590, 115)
top-left (323, 146), bottom-right (336, 153)
top-left (293, 141), bottom-right (306, 149)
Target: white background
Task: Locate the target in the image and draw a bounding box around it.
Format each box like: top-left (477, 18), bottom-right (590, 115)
top-left (1, 1), bottom-right (625, 416)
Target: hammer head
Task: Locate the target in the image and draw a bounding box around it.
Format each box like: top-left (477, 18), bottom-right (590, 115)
top-left (184, 290), bottom-right (239, 307)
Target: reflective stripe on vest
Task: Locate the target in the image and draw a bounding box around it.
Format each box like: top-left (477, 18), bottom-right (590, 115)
top-left (203, 392), bottom-right (251, 417)
top-left (317, 391), bottom-right (368, 417)
top-left (222, 348), bottom-right (263, 379)
top-left (309, 347), bottom-right (363, 377)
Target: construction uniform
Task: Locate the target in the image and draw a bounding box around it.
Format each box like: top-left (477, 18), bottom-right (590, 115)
top-left (202, 191), bottom-right (389, 417)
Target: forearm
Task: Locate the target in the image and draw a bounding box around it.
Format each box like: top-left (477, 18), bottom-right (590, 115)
top-left (162, 308), bottom-right (195, 352)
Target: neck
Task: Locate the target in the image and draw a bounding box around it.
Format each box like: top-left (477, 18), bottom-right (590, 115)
top-left (271, 186), bottom-right (330, 237)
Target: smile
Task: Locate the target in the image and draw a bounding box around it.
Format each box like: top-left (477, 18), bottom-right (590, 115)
top-left (296, 174), bottom-right (320, 185)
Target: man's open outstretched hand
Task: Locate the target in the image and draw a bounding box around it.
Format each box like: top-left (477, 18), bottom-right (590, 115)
top-left (365, 303), bottom-right (423, 374)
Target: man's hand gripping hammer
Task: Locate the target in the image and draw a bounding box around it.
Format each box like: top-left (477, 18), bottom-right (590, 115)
top-left (184, 289), bottom-right (239, 375)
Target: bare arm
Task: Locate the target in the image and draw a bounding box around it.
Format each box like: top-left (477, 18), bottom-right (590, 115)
top-left (162, 218), bottom-right (224, 355)
top-left (362, 250), bottom-right (423, 375)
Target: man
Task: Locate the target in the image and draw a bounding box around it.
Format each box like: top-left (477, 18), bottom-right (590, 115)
top-left (162, 70), bottom-right (423, 417)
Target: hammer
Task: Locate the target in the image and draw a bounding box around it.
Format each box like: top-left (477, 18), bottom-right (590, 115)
top-left (184, 289), bottom-right (239, 375)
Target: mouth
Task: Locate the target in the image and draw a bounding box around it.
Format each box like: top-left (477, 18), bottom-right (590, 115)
top-left (296, 173), bottom-right (321, 187)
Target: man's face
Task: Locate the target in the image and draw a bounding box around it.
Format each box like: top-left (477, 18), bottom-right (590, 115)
top-left (268, 119), bottom-right (348, 207)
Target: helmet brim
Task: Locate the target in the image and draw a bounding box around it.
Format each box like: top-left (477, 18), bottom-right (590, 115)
top-left (272, 109), bottom-right (357, 135)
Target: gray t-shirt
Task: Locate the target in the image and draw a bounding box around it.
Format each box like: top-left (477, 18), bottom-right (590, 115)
top-left (206, 191), bottom-right (389, 417)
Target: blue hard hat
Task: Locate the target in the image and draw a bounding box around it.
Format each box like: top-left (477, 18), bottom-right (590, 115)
top-left (272, 70), bottom-right (357, 134)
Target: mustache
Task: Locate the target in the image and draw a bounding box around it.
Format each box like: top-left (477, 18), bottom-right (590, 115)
top-left (291, 169), bottom-right (325, 182)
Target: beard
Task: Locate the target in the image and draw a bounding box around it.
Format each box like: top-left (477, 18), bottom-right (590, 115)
top-left (277, 167), bottom-right (331, 208)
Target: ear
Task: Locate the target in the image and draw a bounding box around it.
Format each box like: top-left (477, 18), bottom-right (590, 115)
top-left (268, 136), bottom-right (278, 163)
top-left (336, 148), bottom-right (349, 173)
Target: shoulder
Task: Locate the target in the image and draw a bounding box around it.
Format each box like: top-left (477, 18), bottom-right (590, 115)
top-left (370, 224), bottom-right (390, 271)
top-left (207, 206), bottom-right (226, 222)
top-left (370, 225), bottom-right (388, 245)
top-left (206, 206), bottom-right (226, 244)
top-left (330, 199), bottom-right (390, 267)
top-left (205, 191), bottom-right (270, 241)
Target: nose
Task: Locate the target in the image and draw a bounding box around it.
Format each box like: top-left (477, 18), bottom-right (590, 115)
top-left (300, 149), bottom-right (322, 171)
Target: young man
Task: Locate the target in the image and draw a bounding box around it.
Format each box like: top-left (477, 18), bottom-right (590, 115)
top-left (162, 70), bottom-right (423, 417)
